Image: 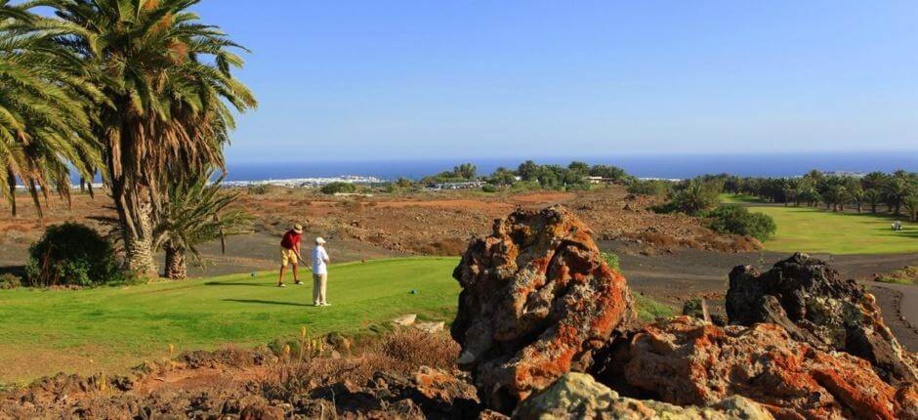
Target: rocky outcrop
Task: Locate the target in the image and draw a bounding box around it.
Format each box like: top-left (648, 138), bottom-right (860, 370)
top-left (616, 317), bottom-right (918, 420)
top-left (451, 206), bottom-right (636, 413)
top-left (514, 372), bottom-right (773, 420)
top-left (727, 253), bottom-right (918, 384)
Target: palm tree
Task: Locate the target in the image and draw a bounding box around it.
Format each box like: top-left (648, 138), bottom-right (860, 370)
top-left (154, 170), bottom-right (251, 280)
top-left (0, 1), bottom-right (101, 216)
top-left (41, 0), bottom-right (256, 275)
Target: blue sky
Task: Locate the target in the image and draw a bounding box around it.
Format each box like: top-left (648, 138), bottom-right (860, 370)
top-left (193, 1), bottom-right (918, 164)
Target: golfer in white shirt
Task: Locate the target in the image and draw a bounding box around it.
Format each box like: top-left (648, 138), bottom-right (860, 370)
top-left (312, 237), bottom-right (331, 306)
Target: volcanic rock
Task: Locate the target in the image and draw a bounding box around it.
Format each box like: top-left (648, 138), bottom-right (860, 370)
top-left (616, 317), bottom-right (918, 420)
top-left (727, 253), bottom-right (918, 384)
top-left (514, 372), bottom-right (774, 420)
top-left (451, 206), bottom-right (636, 412)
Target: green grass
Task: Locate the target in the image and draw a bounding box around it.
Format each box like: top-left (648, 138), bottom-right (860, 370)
top-left (718, 193), bottom-right (767, 204)
top-left (0, 257), bottom-right (460, 384)
top-left (635, 294), bottom-right (676, 322)
top-left (0, 256), bottom-right (677, 385)
top-left (876, 266), bottom-right (918, 285)
top-left (719, 195), bottom-right (918, 254)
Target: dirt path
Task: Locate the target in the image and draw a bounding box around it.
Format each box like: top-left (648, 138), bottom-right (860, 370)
top-left (868, 282), bottom-right (918, 350)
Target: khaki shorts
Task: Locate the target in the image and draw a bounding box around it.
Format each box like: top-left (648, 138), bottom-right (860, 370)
top-left (281, 247), bottom-right (298, 267)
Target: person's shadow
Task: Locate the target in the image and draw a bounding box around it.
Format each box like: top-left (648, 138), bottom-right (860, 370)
top-left (205, 281), bottom-right (270, 287)
top-left (223, 298), bottom-right (311, 307)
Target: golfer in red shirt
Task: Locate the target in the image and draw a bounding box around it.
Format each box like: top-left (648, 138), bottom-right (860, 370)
top-left (278, 224), bottom-right (304, 287)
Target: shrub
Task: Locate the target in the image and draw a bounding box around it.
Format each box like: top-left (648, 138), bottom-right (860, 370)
top-left (481, 184), bottom-right (498, 193)
top-left (706, 204), bottom-right (776, 241)
top-left (26, 223), bottom-right (124, 287)
top-left (320, 182), bottom-right (357, 195)
top-left (627, 179), bottom-right (672, 196)
top-left (374, 329), bottom-right (459, 371)
top-left (247, 184), bottom-right (270, 195)
top-left (666, 179), bottom-right (722, 215)
top-left (0, 273), bottom-right (21, 290)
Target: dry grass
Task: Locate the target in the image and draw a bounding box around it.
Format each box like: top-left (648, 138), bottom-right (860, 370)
top-left (261, 330), bottom-right (459, 402)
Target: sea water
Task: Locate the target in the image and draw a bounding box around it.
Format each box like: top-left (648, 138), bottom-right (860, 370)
top-left (222, 151), bottom-right (918, 182)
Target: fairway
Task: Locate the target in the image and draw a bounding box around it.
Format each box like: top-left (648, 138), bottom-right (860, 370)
top-left (721, 195), bottom-right (918, 255)
top-left (0, 258), bottom-right (460, 384)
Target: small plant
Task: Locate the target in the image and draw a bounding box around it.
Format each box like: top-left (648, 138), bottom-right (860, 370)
top-left (876, 266), bottom-right (918, 285)
top-left (247, 184), bottom-right (270, 195)
top-left (26, 223), bottom-right (124, 287)
top-left (601, 252), bottom-right (621, 271)
top-left (0, 273), bottom-right (22, 290)
top-left (635, 294), bottom-right (676, 323)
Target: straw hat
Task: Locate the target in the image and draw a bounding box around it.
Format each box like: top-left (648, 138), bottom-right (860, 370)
top-left (293, 224), bottom-right (303, 233)
top-left (315, 237), bottom-right (327, 245)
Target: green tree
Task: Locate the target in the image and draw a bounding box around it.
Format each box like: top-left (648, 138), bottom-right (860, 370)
top-left (0, 1), bottom-right (101, 216)
top-left (154, 171), bottom-right (252, 280)
top-left (488, 167), bottom-right (517, 186)
top-left (863, 188), bottom-right (882, 214)
top-left (452, 163), bottom-right (477, 180)
top-left (589, 164), bottom-right (627, 182)
top-left (567, 161), bottom-right (590, 175)
top-left (845, 177), bottom-right (864, 213)
top-left (904, 192), bottom-right (918, 222)
top-left (517, 160), bottom-right (539, 181)
top-left (44, 0), bottom-right (257, 276)
top-left (883, 171), bottom-right (912, 215)
top-left (669, 179), bottom-right (722, 215)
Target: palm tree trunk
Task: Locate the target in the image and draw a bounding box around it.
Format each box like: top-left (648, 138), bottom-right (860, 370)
top-left (6, 168), bottom-right (17, 217)
top-left (164, 245), bottom-right (187, 280)
top-left (111, 177), bottom-right (157, 277)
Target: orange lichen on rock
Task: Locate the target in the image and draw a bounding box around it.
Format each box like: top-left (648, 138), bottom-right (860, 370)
top-left (618, 317), bottom-right (916, 420)
top-left (451, 206), bottom-right (636, 413)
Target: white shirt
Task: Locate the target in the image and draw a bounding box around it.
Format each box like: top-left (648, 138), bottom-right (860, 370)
top-left (312, 246), bottom-right (329, 274)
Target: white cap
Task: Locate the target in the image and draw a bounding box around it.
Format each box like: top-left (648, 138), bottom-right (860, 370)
top-left (316, 237), bottom-right (326, 245)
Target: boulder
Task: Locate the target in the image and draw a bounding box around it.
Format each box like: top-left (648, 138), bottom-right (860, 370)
top-left (514, 372), bottom-right (773, 420)
top-left (416, 321), bottom-right (445, 333)
top-left (393, 314), bottom-right (418, 326)
top-left (727, 253), bottom-right (918, 384)
top-left (451, 206), bottom-right (636, 413)
top-left (617, 317), bottom-right (918, 420)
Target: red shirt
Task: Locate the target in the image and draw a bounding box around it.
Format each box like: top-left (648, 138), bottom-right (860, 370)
top-left (281, 230), bottom-right (301, 249)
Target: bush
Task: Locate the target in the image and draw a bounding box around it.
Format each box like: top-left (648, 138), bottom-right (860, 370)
top-left (666, 180), bottom-right (722, 215)
top-left (706, 205), bottom-right (776, 241)
top-left (247, 184), bottom-right (270, 195)
top-left (627, 179), bottom-right (672, 196)
top-left (26, 223), bottom-right (124, 287)
top-left (320, 182), bottom-right (357, 195)
top-left (481, 184), bottom-right (498, 193)
top-left (0, 273), bottom-right (21, 290)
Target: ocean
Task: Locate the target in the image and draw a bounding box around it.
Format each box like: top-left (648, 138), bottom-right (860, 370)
top-left (223, 152), bottom-right (918, 182)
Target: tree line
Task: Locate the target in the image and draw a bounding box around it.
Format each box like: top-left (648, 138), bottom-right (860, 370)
top-left (1, 0), bottom-right (256, 280)
top-left (419, 160), bottom-right (631, 191)
top-left (719, 170), bottom-right (918, 220)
